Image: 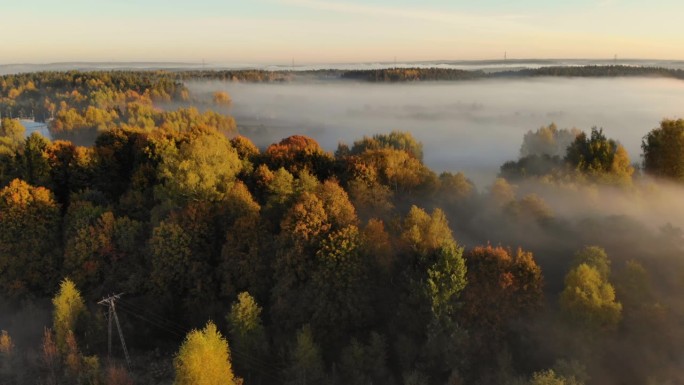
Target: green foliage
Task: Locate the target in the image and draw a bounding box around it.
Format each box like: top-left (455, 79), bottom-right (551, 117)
top-left (560, 264), bottom-right (622, 331)
top-left (156, 129), bottom-right (241, 203)
top-left (17, 132), bottom-right (52, 186)
top-left (310, 225), bottom-right (372, 341)
top-left (565, 127), bottom-right (634, 184)
top-left (572, 246), bottom-right (611, 280)
top-left (46, 141), bottom-right (94, 205)
top-left (338, 333), bottom-right (394, 385)
top-left (52, 278), bottom-right (86, 352)
top-left (220, 183), bottom-right (269, 301)
top-left (262, 166), bottom-right (296, 222)
top-left (174, 321), bottom-right (237, 385)
top-left (395, 206), bottom-right (468, 380)
top-left (149, 221), bottom-right (194, 295)
top-left (284, 325), bottom-right (326, 385)
top-left (500, 154), bottom-right (564, 181)
top-left (642, 119), bottom-right (684, 181)
top-left (615, 259), bottom-right (653, 308)
top-left (341, 67), bottom-right (483, 82)
top-left (399, 206), bottom-right (465, 326)
top-left (426, 241), bottom-right (467, 321)
top-left (227, 292), bottom-right (268, 378)
top-left (93, 128), bottom-right (148, 201)
top-left (0, 137), bottom-right (18, 187)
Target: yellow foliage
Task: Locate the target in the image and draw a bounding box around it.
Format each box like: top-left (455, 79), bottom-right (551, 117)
top-left (52, 278), bottom-right (85, 352)
top-left (0, 330), bottom-right (14, 355)
top-left (174, 321), bottom-right (238, 385)
top-left (560, 263), bottom-right (622, 331)
top-left (213, 91), bottom-right (232, 105)
top-left (401, 205), bottom-right (454, 256)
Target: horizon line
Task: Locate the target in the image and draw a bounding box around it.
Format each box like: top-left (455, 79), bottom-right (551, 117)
top-left (3, 57), bottom-right (684, 67)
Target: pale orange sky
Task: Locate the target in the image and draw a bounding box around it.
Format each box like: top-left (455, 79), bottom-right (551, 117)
top-left (1, 0), bottom-right (682, 64)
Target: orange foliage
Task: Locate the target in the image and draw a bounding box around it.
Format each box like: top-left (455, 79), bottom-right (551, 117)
top-left (264, 135), bottom-right (333, 176)
top-left (461, 245), bottom-right (543, 334)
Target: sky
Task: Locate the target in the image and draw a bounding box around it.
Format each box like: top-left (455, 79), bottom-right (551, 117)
top-left (1, 0), bottom-right (683, 64)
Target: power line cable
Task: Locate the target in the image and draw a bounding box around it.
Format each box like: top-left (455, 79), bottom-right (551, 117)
top-left (113, 300), bottom-right (286, 382)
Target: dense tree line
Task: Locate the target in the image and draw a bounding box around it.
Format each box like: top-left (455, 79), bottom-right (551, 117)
top-left (0, 71), bottom-right (188, 123)
top-left (186, 65), bottom-right (684, 83)
top-left (340, 68), bottom-right (485, 82)
top-left (0, 72), bottom-right (683, 385)
top-left (499, 65), bottom-right (684, 80)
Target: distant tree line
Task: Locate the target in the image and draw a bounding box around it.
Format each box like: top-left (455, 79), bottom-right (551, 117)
top-left (340, 68), bottom-right (485, 82)
top-left (498, 65), bottom-right (684, 79)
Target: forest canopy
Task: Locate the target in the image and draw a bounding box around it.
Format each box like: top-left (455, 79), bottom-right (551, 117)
top-left (0, 70), bottom-right (683, 385)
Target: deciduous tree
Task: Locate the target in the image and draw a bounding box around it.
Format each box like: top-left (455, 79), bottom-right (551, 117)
top-left (560, 264), bottom-right (622, 331)
top-left (0, 179), bottom-right (60, 296)
top-left (283, 325), bottom-right (325, 385)
top-left (227, 292), bottom-right (268, 379)
top-left (642, 119), bottom-right (684, 181)
top-left (52, 278), bottom-right (86, 352)
top-left (174, 321), bottom-right (238, 385)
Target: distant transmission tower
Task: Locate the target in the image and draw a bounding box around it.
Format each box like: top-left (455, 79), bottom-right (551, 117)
top-left (97, 293), bottom-right (131, 370)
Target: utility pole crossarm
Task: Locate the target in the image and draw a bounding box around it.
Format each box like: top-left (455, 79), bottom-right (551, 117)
top-left (97, 293), bottom-right (131, 370)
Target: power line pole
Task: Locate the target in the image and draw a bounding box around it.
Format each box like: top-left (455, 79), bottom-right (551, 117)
top-left (97, 293), bottom-right (131, 370)
top-left (107, 303), bottom-right (113, 359)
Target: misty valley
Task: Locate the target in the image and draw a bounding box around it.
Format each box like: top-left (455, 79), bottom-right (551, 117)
top-left (0, 68), bottom-right (684, 385)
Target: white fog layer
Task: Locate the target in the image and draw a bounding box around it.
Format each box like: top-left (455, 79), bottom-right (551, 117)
top-left (190, 77), bottom-right (684, 187)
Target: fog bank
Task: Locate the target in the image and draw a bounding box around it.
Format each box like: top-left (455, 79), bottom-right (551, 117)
top-left (189, 77), bottom-right (684, 187)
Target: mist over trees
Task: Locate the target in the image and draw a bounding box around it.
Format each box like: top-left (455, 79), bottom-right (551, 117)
top-left (0, 70), bottom-right (683, 385)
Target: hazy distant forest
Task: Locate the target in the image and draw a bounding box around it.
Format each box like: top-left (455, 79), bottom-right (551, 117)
top-left (1, 68), bottom-right (684, 385)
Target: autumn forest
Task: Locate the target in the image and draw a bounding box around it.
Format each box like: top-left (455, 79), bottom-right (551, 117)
top-left (0, 69), bottom-right (684, 385)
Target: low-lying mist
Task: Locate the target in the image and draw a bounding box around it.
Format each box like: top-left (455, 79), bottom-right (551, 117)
top-left (188, 77), bottom-right (684, 187)
top-left (191, 76), bottom-right (684, 299)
